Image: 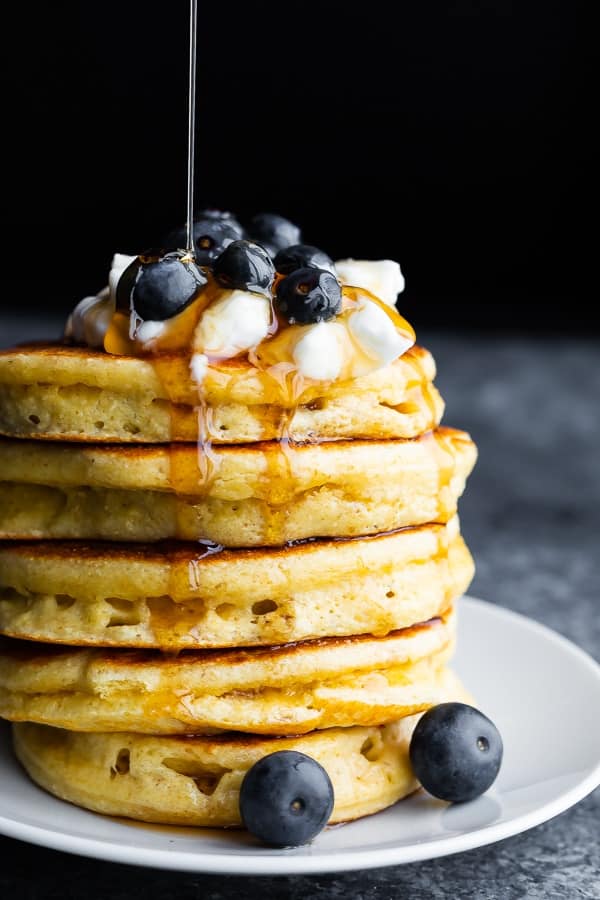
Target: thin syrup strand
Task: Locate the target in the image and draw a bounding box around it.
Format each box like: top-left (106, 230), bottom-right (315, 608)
top-left (185, 0), bottom-right (197, 255)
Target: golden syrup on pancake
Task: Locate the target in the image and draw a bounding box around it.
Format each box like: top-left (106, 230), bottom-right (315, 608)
top-left (401, 350), bottom-right (442, 430)
top-left (147, 542), bottom-right (223, 649)
top-left (256, 368), bottom-right (306, 546)
top-left (431, 429), bottom-right (462, 519)
top-left (410, 429), bottom-right (460, 521)
top-left (147, 594), bottom-right (205, 650)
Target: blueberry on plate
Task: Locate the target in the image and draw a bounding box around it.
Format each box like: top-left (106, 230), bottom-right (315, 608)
top-left (409, 702), bottom-right (503, 803)
top-left (247, 213), bottom-right (301, 257)
top-left (162, 218), bottom-right (241, 265)
top-left (275, 267), bottom-right (342, 324)
top-left (117, 250), bottom-right (207, 321)
top-left (213, 240), bottom-right (275, 296)
top-left (274, 244), bottom-right (336, 276)
top-left (239, 750), bottom-right (334, 847)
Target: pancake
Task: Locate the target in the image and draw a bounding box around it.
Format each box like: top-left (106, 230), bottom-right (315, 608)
top-left (0, 343), bottom-right (442, 443)
top-left (0, 428), bottom-right (476, 544)
top-left (13, 671), bottom-right (467, 827)
top-left (0, 610), bottom-right (455, 734)
top-left (0, 519), bottom-right (473, 648)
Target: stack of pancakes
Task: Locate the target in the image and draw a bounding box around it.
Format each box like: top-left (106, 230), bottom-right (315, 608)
top-left (0, 341), bottom-right (476, 827)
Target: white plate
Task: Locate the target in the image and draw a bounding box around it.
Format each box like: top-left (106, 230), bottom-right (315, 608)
top-left (0, 596), bottom-right (599, 875)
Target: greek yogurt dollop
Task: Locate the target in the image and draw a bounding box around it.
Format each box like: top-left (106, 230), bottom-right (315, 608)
top-left (292, 321), bottom-right (346, 381)
top-left (193, 291), bottom-right (271, 358)
top-left (65, 253), bottom-right (135, 349)
top-left (347, 295), bottom-right (413, 364)
top-left (335, 259), bottom-right (405, 306)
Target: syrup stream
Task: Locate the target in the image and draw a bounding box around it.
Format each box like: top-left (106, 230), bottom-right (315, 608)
top-left (185, 0), bottom-right (197, 254)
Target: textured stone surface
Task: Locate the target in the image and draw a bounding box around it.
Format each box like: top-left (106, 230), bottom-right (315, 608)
top-left (0, 319), bottom-right (598, 898)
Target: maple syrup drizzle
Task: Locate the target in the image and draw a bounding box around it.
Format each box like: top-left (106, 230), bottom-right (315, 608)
top-left (402, 350), bottom-right (441, 431)
top-left (428, 429), bottom-right (460, 519)
top-left (185, 0), bottom-right (197, 255)
top-left (146, 540), bottom-right (223, 648)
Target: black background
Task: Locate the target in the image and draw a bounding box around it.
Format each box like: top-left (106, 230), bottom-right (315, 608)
top-left (2, 1), bottom-right (594, 332)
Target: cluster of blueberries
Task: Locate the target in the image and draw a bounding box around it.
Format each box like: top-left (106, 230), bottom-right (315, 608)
top-left (116, 210), bottom-right (342, 327)
top-left (240, 702), bottom-right (503, 848)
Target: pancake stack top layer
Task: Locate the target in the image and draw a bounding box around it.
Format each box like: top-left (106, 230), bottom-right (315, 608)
top-left (0, 227), bottom-right (476, 828)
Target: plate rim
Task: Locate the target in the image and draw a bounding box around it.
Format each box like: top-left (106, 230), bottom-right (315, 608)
top-left (1, 595), bottom-right (599, 876)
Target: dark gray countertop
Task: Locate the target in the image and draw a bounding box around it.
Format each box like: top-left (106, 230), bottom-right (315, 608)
top-left (0, 318), bottom-right (598, 899)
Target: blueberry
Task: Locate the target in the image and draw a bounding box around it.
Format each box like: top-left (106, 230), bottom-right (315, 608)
top-left (274, 244), bottom-right (336, 276)
top-left (213, 240), bottom-right (275, 296)
top-left (409, 703), bottom-right (503, 803)
top-left (162, 218), bottom-right (241, 265)
top-left (247, 213), bottom-right (301, 257)
top-left (196, 208), bottom-right (245, 238)
top-left (239, 750), bottom-right (334, 847)
top-left (275, 268), bottom-right (342, 324)
top-left (117, 250), bottom-right (207, 321)
top-left (198, 208), bottom-right (242, 223)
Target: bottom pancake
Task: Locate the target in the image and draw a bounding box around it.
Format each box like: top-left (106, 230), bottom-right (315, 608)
top-left (14, 669), bottom-right (467, 827)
